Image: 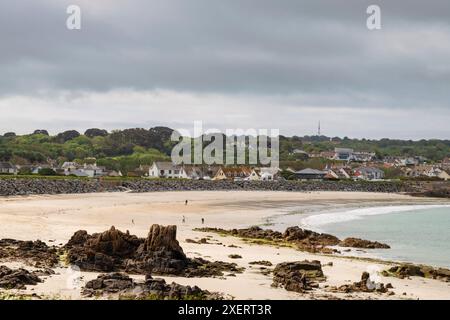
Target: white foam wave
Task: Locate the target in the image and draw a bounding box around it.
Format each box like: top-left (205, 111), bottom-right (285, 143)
top-left (300, 204), bottom-right (450, 228)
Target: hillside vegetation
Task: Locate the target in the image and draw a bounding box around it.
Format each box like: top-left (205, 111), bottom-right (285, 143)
top-left (0, 128), bottom-right (449, 174)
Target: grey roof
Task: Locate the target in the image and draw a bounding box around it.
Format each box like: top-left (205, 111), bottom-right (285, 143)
top-left (356, 167), bottom-right (384, 174)
top-left (295, 168), bottom-right (326, 175)
top-left (83, 164), bottom-right (102, 170)
top-left (335, 148), bottom-right (354, 153)
top-left (0, 162), bottom-right (15, 169)
top-left (153, 161), bottom-right (182, 170)
top-left (292, 149), bottom-right (309, 154)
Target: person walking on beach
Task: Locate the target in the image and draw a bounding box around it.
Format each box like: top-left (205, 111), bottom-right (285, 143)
top-left (201, 217), bottom-right (204, 224)
top-left (185, 200), bottom-right (188, 205)
top-left (132, 219), bottom-right (135, 225)
top-left (182, 216), bottom-right (185, 223)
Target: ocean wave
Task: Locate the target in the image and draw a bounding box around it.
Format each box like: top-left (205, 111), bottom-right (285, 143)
top-left (300, 204), bottom-right (450, 228)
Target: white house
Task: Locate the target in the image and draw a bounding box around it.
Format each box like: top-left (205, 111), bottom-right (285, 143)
top-left (259, 167), bottom-right (281, 181)
top-left (353, 167), bottom-right (385, 180)
top-left (81, 163), bottom-right (105, 178)
top-left (352, 152), bottom-right (376, 162)
top-left (61, 162), bottom-right (105, 177)
top-left (0, 162), bottom-right (18, 174)
top-left (61, 162), bottom-right (79, 175)
top-left (149, 162), bottom-right (184, 179)
top-left (334, 148), bottom-right (354, 161)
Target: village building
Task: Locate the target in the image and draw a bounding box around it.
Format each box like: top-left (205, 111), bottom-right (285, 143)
top-left (333, 148), bottom-right (354, 161)
top-left (353, 167), bottom-right (385, 180)
top-left (61, 162), bottom-right (79, 175)
top-left (352, 151), bottom-right (376, 162)
top-left (294, 168), bottom-right (327, 180)
top-left (438, 170), bottom-right (450, 181)
top-left (148, 162), bottom-right (223, 180)
top-left (290, 149), bottom-right (310, 160)
top-left (406, 166), bottom-right (450, 181)
top-left (0, 162), bottom-right (18, 174)
top-left (325, 165), bottom-right (352, 180)
top-left (106, 170), bottom-right (122, 177)
top-left (212, 166), bottom-right (252, 181)
top-left (441, 157), bottom-right (450, 170)
top-left (320, 151), bottom-right (336, 159)
top-left (247, 169), bottom-right (261, 181)
top-left (245, 167), bottom-right (281, 181)
top-left (259, 167), bottom-right (281, 181)
top-left (81, 163), bottom-right (106, 178)
top-left (61, 161), bottom-right (105, 177)
top-left (182, 165), bottom-right (205, 180)
top-left (138, 165), bottom-right (151, 177)
top-left (200, 166), bottom-right (222, 180)
top-left (149, 161), bottom-right (184, 179)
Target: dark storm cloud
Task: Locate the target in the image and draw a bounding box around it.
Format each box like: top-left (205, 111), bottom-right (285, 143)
top-left (0, 0), bottom-right (449, 138)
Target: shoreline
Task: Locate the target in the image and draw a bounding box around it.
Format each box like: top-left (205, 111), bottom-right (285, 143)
top-left (1, 190), bottom-right (449, 300)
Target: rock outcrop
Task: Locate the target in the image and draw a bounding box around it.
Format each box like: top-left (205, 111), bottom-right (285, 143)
top-left (82, 272), bottom-right (134, 294)
top-left (131, 224), bottom-right (188, 274)
top-left (82, 272), bottom-right (222, 300)
top-left (66, 225), bottom-right (244, 277)
top-left (283, 226), bottom-right (340, 245)
top-left (340, 237), bottom-right (390, 249)
top-left (66, 226), bottom-right (142, 272)
top-left (0, 239), bottom-right (59, 268)
top-left (196, 226), bottom-right (388, 253)
top-left (383, 264), bottom-right (450, 282)
top-left (0, 265), bottom-right (42, 289)
top-left (272, 260), bottom-right (325, 293)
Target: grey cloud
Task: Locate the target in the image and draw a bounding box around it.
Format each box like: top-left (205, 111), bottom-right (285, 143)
top-left (0, 0), bottom-right (449, 138)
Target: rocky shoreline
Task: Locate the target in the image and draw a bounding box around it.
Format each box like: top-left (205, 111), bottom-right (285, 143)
top-left (0, 177), bottom-right (448, 197)
top-left (194, 226), bottom-right (391, 254)
top-left (1, 223), bottom-right (449, 300)
top-left (65, 225), bottom-right (244, 278)
top-left (0, 224), bottom-right (238, 299)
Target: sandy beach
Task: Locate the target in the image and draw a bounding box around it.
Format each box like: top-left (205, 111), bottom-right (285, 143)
top-left (1, 191), bottom-right (449, 300)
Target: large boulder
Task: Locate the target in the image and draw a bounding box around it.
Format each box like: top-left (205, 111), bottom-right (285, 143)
top-left (83, 272), bottom-right (135, 294)
top-left (82, 272), bottom-right (222, 300)
top-left (272, 260), bottom-right (324, 293)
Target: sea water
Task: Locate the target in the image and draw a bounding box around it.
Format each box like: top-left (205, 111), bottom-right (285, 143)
top-left (276, 205), bottom-right (450, 268)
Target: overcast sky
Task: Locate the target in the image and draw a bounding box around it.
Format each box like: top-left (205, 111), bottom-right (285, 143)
top-left (0, 0), bottom-right (449, 139)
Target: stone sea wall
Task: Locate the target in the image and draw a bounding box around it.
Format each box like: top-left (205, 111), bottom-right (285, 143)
top-left (0, 177), bottom-right (442, 197)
